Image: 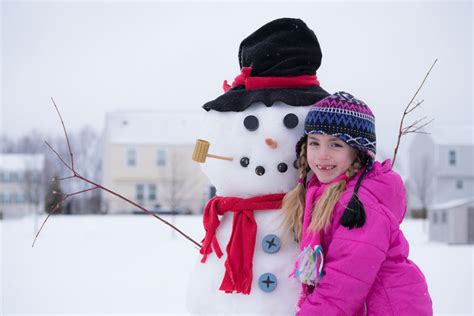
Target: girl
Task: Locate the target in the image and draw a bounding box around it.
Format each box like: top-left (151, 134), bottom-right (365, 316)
top-left (283, 92), bottom-right (433, 315)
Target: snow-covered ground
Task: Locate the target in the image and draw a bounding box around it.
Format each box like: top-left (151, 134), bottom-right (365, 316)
top-left (1, 215), bottom-right (473, 315)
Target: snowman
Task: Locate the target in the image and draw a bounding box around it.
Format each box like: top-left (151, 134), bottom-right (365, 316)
top-left (187, 18), bottom-right (328, 315)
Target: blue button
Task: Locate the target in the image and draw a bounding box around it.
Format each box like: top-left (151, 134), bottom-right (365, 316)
top-left (262, 234), bottom-right (281, 254)
top-left (258, 273), bottom-right (277, 292)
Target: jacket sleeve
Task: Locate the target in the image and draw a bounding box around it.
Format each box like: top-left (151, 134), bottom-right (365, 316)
top-left (297, 201), bottom-right (392, 316)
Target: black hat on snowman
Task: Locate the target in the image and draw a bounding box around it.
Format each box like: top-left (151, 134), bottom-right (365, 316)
top-left (203, 18), bottom-right (329, 112)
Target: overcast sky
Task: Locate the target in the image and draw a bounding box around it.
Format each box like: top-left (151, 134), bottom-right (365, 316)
top-left (1, 1), bottom-right (473, 168)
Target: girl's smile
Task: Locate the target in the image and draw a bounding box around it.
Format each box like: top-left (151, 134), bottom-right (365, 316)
top-left (306, 134), bottom-right (357, 183)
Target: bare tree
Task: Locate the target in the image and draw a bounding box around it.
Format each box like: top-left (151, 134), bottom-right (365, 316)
top-left (1, 131), bottom-right (44, 154)
top-left (166, 150), bottom-right (184, 213)
top-left (0, 134), bottom-right (15, 153)
top-left (164, 149), bottom-right (205, 215)
top-left (413, 157), bottom-right (434, 205)
top-left (16, 131), bottom-right (46, 154)
top-left (407, 132), bottom-right (435, 218)
top-left (65, 126), bottom-right (102, 214)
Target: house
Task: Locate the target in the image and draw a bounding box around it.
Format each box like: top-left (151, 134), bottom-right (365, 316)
top-left (408, 125), bottom-right (474, 243)
top-left (429, 198), bottom-right (474, 244)
top-left (407, 125), bottom-right (474, 210)
top-left (101, 111), bottom-right (211, 214)
top-left (0, 153), bottom-right (45, 218)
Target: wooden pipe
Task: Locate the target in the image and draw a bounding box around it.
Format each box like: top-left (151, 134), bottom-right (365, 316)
top-left (192, 139), bottom-right (233, 163)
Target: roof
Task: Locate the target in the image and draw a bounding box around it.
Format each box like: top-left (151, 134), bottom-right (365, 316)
top-left (104, 111), bottom-right (205, 145)
top-left (0, 154), bottom-right (45, 171)
top-left (431, 125), bottom-right (474, 146)
top-left (429, 197), bottom-right (474, 211)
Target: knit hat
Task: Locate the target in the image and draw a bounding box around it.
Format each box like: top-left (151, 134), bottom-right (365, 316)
top-left (296, 91), bottom-right (377, 229)
top-left (296, 91), bottom-right (376, 165)
top-left (203, 18), bottom-right (329, 112)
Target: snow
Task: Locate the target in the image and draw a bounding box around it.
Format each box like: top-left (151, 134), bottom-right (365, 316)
top-left (429, 197), bottom-right (474, 211)
top-left (1, 215), bottom-right (473, 315)
top-left (0, 154), bottom-right (44, 172)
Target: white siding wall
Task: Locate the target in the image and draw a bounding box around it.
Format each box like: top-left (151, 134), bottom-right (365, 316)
top-left (448, 207), bottom-right (468, 244)
top-left (429, 209), bottom-right (449, 242)
top-left (435, 178), bottom-right (474, 205)
top-left (408, 134), bottom-right (474, 210)
top-left (435, 144), bottom-right (474, 204)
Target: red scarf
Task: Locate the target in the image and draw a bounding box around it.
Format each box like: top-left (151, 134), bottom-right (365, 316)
top-left (200, 193), bottom-right (285, 294)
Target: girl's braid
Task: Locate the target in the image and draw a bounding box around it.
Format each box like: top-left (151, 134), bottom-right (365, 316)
top-left (346, 156), bottom-right (363, 178)
top-left (297, 142), bottom-right (308, 180)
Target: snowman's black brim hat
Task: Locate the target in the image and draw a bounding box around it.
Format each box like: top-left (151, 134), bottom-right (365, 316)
top-left (203, 18), bottom-right (329, 112)
top-left (203, 85), bottom-right (329, 112)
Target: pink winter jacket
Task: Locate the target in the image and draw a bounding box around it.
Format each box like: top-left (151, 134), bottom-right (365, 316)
top-left (297, 160), bottom-right (432, 316)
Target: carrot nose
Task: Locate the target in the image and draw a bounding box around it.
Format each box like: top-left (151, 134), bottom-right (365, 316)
top-left (265, 138), bottom-right (278, 149)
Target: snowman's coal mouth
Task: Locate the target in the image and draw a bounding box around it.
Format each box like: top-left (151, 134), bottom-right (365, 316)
top-left (240, 157), bottom-right (296, 176)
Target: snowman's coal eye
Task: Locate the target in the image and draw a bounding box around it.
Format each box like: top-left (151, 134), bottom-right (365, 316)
top-left (283, 113), bottom-right (299, 129)
top-left (243, 115), bottom-right (259, 131)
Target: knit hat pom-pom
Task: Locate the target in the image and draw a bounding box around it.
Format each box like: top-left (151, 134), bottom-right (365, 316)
top-left (340, 194), bottom-right (366, 229)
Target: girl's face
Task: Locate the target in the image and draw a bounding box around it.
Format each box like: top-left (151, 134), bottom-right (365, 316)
top-left (306, 134), bottom-right (358, 183)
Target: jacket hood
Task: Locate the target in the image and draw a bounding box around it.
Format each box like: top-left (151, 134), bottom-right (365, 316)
top-left (353, 159), bottom-right (407, 223)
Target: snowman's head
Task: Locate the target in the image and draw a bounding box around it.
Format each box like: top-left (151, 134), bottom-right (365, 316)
top-left (198, 18), bottom-right (329, 197)
top-left (200, 101), bottom-right (310, 198)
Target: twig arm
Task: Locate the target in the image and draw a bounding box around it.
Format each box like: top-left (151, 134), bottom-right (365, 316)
top-left (34, 98), bottom-right (203, 249)
top-left (392, 59), bottom-right (437, 166)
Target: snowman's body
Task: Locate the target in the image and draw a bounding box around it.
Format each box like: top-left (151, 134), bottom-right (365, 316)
top-left (188, 211), bottom-right (299, 315)
top-left (187, 102), bottom-right (310, 315)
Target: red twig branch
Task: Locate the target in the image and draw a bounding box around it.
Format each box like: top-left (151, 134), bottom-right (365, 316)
top-left (33, 99), bottom-right (202, 249)
top-left (392, 59), bottom-right (437, 166)
top-left (51, 97), bottom-right (75, 171)
top-left (57, 175), bottom-right (75, 181)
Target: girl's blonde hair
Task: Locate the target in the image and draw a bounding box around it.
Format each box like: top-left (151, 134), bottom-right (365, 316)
top-left (281, 140), bottom-right (364, 243)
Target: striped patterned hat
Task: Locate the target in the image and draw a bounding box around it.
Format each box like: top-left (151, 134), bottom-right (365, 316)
top-left (298, 91), bottom-right (376, 162)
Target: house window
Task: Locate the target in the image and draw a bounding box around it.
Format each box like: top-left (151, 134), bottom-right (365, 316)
top-left (10, 172), bottom-right (18, 183)
top-left (11, 193), bottom-right (18, 204)
top-left (448, 150), bottom-right (456, 166)
top-left (29, 171), bottom-right (41, 184)
top-left (136, 184), bottom-right (144, 200)
top-left (156, 150), bottom-right (166, 166)
top-left (17, 193), bottom-right (24, 204)
top-left (0, 193), bottom-right (4, 204)
top-left (456, 180), bottom-right (463, 189)
top-left (127, 149), bottom-right (137, 166)
top-left (441, 212), bottom-right (447, 223)
top-left (433, 212), bottom-right (438, 224)
top-left (148, 184), bottom-right (157, 201)
top-left (0, 172), bottom-right (5, 182)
